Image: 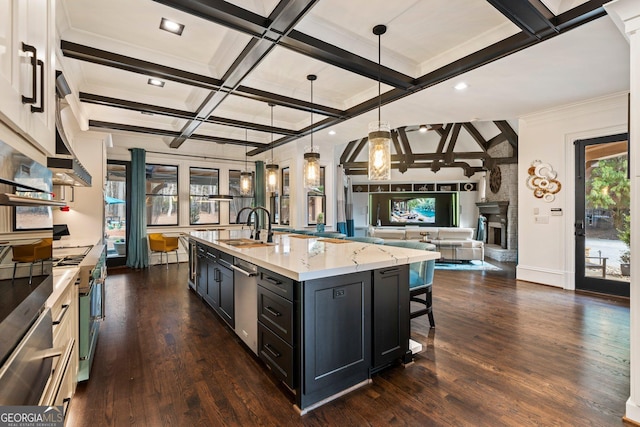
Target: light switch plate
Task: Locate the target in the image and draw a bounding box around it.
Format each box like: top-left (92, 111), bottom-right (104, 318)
top-left (535, 215), bottom-right (549, 224)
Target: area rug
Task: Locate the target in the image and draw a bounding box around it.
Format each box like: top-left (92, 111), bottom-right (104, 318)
top-left (435, 260), bottom-right (501, 271)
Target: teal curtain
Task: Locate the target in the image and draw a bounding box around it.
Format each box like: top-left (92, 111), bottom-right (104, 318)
top-left (255, 161), bottom-right (267, 225)
top-left (126, 148), bottom-right (148, 268)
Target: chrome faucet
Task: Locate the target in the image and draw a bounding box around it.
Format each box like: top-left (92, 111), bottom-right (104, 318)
top-left (247, 206), bottom-right (273, 243)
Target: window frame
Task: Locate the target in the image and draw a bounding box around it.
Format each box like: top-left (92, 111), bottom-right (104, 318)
top-left (189, 166), bottom-right (220, 226)
top-left (146, 163), bottom-right (179, 227)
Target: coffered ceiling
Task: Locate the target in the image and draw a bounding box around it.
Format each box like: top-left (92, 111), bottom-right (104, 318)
top-left (56, 0), bottom-right (629, 161)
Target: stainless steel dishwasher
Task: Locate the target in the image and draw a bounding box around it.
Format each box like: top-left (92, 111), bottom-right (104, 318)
top-left (232, 258), bottom-right (258, 355)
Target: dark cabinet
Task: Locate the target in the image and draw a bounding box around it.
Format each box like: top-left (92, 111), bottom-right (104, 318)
top-left (217, 256), bottom-right (234, 328)
top-left (196, 244), bottom-right (207, 298)
top-left (257, 268), bottom-right (295, 389)
top-left (204, 250), bottom-right (219, 309)
top-left (188, 240), bottom-right (197, 290)
top-left (299, 271), bottom-right (371, 410)
top-left (372, 265), bottom-right (410, 371)
top-left (197, 246), bottom-right (235, 328)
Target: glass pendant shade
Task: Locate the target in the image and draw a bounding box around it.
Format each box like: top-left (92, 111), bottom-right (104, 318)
top-left (304, 151), bottom-right (320, 189)
top-left (368, 120), bottom-right (391, 180)
top-left (266, 163), bottom-right (279, 193)
top-left (240, 171), bottom-right (252, 195)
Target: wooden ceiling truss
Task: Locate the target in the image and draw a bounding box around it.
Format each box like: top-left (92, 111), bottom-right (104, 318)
top-left (340, 120), bottom-right (518, 177)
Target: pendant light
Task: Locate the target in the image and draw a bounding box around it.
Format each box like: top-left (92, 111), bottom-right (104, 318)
top-left (368, 24), bottom-right (391, 181)
top-left (304, 74), bottom-right (320, 189)
top-left (240, 129), bottom-right (252, 196)
top-left (265, 103), bottom-right (279, 193)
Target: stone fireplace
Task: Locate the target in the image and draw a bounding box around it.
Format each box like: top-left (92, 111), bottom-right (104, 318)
top-left (477, 201), bottom-right (509, 249)
top-left (476, 201), bottom-right (517, 262)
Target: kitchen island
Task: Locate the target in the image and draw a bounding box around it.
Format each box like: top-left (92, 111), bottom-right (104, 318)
top-left (188, 229), bottom-right (439, 413)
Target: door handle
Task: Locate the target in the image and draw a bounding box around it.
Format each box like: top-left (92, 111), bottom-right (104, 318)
top-left (21, 43), bottom-right (37, 104)
top-left (574, 220), bottom-right (585, 237)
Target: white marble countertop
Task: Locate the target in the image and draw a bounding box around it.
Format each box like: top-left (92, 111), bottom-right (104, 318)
top-left (188, 229), bottom-right (440, 281)
top-left (49, 267), bottom-right (80, 305)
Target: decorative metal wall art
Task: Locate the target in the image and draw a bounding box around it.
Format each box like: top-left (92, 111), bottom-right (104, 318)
top-left (526, 160), bottom-right (561, 202)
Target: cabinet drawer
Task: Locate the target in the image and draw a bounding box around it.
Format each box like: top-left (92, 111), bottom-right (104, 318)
top-left (258, 286), bottom-right (293, 344)
top-left (258, 323), bottom-right (294, 389)
top-left (258, 269), bottom-right (294, 301)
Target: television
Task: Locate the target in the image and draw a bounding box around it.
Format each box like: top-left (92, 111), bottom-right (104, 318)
top-left (370, 192), bottom-right (458, 227)
top-left (390, 197), bottom-right (435, 223)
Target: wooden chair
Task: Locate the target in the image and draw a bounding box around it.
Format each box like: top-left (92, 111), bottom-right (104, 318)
top-left (384, 240), bottom-right (435, 328)
top-left (148, 233), bottom-right (179, 268)
top-left (12, 238), bottom-right (53, 284)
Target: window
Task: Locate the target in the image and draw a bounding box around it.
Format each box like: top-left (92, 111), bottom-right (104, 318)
top-left (146, 164), bottom-right (178, 226)
top-left (307, 166), bottom-right (325, 225)
top-left (189, 167), bottom-right (220, 225)
top-left (280, 167), bottom-right (290, 225)
top-left (229, 169), bottom-right (254, 223)
top-left (105, 162), bottom-right (128, 258)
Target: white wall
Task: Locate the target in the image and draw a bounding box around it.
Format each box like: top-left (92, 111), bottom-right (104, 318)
top-left (516, 92), bottom-right (628, 288)
top-left (52, 128), bottom-right (107, 248)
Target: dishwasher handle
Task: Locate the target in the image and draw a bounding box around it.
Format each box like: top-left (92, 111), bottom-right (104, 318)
top-left (231, 264), bottom-right (258, 277)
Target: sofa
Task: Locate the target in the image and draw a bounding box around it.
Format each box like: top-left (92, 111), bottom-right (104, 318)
top-left (368, 227), bottom-right (484, 262)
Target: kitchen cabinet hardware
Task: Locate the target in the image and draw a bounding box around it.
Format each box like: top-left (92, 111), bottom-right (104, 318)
top-left (264, 343), bottom-right (281, 358)
top-left (266, 277), bottom-right (282, 285)
top-left (265, 306), bottom-right (282, 317)
top-left (52, 304), bottom-right (70, 325)
top-left (63, 397), bottom-right (71, 417)
top-left (379, 267), bottom-right (400, 275)
top-left (21, 43), bottom-right (37, 105)
top-left (31, 59), bottom-right (44, 113)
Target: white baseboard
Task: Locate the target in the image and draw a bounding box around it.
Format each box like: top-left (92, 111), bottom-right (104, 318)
top-left (516, 264), bottom-right (568, 289)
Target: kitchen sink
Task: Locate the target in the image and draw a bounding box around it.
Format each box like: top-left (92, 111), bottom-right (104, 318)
top-left (218, 239), bottom-right (273, 248)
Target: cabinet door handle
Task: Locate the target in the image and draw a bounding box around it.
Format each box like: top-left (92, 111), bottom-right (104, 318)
top-left (265, 277), bottom-right (282, 286)
top-left (52, 304), bottom-right (70, 325)
top-left (21, 42), bottom-right (37, 104)
top-left (380, 268), bottom-right (400, 275)
top-left (264, 343), bottom-right (281, 358)
top-left (63, 397), bottom-right (71, 418)
top-left (31, 59), bottom-right (44, 113)
top-left (265, 306), bottom-right (281, 317)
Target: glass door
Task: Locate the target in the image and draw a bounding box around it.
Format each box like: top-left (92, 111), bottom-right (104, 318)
top-left (105, 161), bottom-right (129, 266)
top-left (575, 134), bottom-right (629, 297)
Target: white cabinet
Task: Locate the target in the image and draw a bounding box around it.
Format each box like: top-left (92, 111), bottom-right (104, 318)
top-left (40, 268), bottom-right (79, 421)
top-left (0, 0), bottom-right (55, 156)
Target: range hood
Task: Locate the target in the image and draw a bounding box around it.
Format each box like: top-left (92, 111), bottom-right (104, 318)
top-left (47, 71), bottom-right (92, 187)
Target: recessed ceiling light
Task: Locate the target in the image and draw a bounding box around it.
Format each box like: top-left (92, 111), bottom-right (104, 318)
top-left (454, 82), bottom-right (468, 91)
top-left (148, 78), bottom-right (165, 87)
top-left (328, 130), bottom-right (336, 136)
top-left (160, 18), bottom-right (185, 36)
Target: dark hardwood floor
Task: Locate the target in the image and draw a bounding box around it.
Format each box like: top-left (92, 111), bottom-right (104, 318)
top-left (67, 262), bottom-right (630, 426)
